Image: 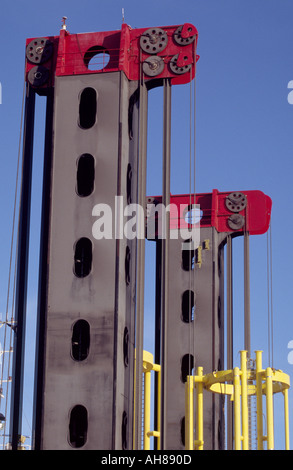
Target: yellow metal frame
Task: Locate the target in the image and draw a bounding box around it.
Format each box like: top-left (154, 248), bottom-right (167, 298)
top-left (185, 350), bottom-right (290, 450)
top-left (142, 351), bottom-right (161, 450)
top-left (134, 350), bottom-right (161, 450)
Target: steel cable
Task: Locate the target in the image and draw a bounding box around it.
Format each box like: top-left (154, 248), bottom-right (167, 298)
top-left (0, 67), bottom-right (26, 449)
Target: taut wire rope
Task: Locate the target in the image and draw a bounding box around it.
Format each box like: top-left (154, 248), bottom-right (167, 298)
top-left (0, 69), bottom-right (27, 448)
top-left (187, 41), bottom-right (197, 447)
top-left (267, 222), bottom-right (274, 368)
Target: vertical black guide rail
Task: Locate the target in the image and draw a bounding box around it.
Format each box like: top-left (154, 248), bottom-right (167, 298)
top-left (32, 89), bottom-right (54, 450)
top-left (10, 84), bottom-right (36, 450)
top-left (160, 78), bottom-right (172, 450)
top-left (154, 239), bottom-right (162, 451)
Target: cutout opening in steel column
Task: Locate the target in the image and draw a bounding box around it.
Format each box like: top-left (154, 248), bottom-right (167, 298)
top-left (79, 87), bottom-right (97, 129)
top-left (76, 154), bottom-right (95, 197)
top-left (181, 290), bottom-right (195, 323)
top-left (69, 405), bottom-right (88, 448)
top-left (74, 237), bottom-right (93, 278)
top-left (71, 319), bottom-right (90, 361)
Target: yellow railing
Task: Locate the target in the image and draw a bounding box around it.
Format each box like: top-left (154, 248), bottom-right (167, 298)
top-left (134, 350), bottom-right (161, 450)
top-left (185, 350), bottom-right (290, 450)
top-left (142, 351), bottom-right (161, 450)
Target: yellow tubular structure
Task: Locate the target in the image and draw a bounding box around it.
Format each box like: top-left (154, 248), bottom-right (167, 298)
top-left (284, 388), bottom-right (290, 450)
top-left (255, 350), bottom-right (264, 450)
top-left (265, 367), bottom-right (274, 450)
top-left (185, 375), bottom-right (194, 450)
top-left (233, 367), bottom-right (241, 450)
top-left (143, 364), bottom-right (151, 450)
top-left (141, 351), bottom-right (161, 450)
top-left (183, 350), bottom-right (290, 450)
top-left (240, 351), bottom-right (249, 450)
top-left (195, 367), bottom-right (204, 450)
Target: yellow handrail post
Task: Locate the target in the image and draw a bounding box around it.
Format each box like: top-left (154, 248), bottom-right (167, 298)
top-left (240, 351), bottom-right (249, 450)
top-left (185, 375), bottom-right (194, 450)
top-left (144, 367), bottom-right (151, 450)
top-left (153, 363), bottom-right (161, 450)
top-left (283, 388), bottom-right (290, 450)
top-left (255, 350), bottom-right (264, 450)
top-left (266, 367), bottom-right (274, 450)
top-left (234, 367), bottom-right (241, 450)
top-left (195, 367), bottom-right (204, 450)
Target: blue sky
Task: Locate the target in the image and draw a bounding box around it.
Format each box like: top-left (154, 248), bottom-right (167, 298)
top-left (0, 0), bottom-right (293, 450)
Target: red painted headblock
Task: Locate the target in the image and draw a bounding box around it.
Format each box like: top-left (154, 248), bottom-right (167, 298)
top-left (25, 23), bottom-right (199, 91)
top-left (146, 189), bottom-right (272, 236)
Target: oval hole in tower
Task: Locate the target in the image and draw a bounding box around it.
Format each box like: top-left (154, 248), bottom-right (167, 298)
top-left (71, 319), bottom-right (90, 361)
top-left (79, 87), bottom-right (97, 129)
top-left (181, 290), bottom-right (195, 323)
top-left (76, 154), bottom-right (95, 197)
top-left (184, 205), bottom-right (203, 225)
top-left (84, 46), bottom-right (111, 71)
top-left (126, 163), bottom-right (132, 204)
top-left (121, 411), bottom-right (128, 450)
top-left (125, 246), bottom-right (131, 285)
top-left (182, 239), bottom-right (195, 271)
top-left (123, 326), bottom-right (129, 367)
top-left (181, 354), bottom-right (194, 383)
top-left (74, 237), bottom-right (92, 278)
top-left (69, 405), bottom-right (88, 448)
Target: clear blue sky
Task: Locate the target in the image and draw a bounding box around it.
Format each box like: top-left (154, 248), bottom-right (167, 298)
top-left (0, 0), bottom-right (293, 450)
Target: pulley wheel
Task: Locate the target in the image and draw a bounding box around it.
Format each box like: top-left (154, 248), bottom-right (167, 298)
top-left (140, 28), bottom-right (168, 54)
top-left (26, 38), bottom-right (53, 64)
top-left (169, 54), bottom-right (192, 75)
top-left (225, 192), bottom-right (247, 213)
top-left (28, 66), bottom-right (49, 87)
top-left (228, 214), bottom-right (245, 231)
top-left (143, 56), bottom-right (164, 77)
top-left (173, 25), bottom-right (196, 45)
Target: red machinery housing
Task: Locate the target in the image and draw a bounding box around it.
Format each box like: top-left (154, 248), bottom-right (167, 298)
top-left (25, 22), bottom-right (199, 92)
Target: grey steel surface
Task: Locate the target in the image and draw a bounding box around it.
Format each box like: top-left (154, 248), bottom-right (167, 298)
top-left (31, 65), bottom-right (235, 451)
top-left (34, 72), bottom-right (139, 449)
top-left (159, 227), bottom-right (227, 450)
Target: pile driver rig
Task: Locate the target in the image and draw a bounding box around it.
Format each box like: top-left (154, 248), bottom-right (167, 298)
top-left (1, 18), bottom-right (289, 450)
